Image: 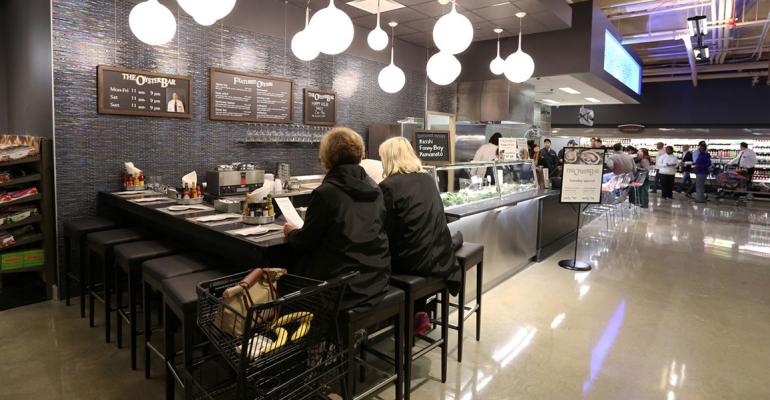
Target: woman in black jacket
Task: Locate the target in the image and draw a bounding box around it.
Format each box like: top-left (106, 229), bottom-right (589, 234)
top-left (378, 137), bottom-right (461, 334)
top-left (282, 127), bottom-right (390, 310)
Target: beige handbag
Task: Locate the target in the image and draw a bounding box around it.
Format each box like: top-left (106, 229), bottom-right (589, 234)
top-left (215, 268), bottom-right (287, 337)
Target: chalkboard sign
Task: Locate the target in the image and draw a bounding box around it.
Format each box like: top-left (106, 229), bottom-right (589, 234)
top-left (97, 65), bottom-right (192, 119)
top-left (414, 130), bottom-right (451, 162)
top-left (303, 89), bottom-right (336, 126)
top-left (209, 67), bottom-right (293, 123)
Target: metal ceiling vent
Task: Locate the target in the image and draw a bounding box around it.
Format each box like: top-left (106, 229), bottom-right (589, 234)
top-left (618, 124), bottom-right (645, 134)
top-left (346, 0), bottom-right (405, 13)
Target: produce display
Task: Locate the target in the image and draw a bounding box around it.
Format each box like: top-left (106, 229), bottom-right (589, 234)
top-left (441, 182), bottom-right (536, 208)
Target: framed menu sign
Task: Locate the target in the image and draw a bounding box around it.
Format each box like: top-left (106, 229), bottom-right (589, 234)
top-left (303, 89), bottom-right (336, 126)
top-left (97, 65), bottom-right (192, 118)
top-left (560, 147), bottom-right (606, 204)
top-left (209, 67), bottom-right (293, 123)
top-left (414, 130), bottom-right (451, 163)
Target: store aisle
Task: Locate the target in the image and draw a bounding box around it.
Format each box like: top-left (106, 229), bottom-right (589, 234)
top-left (1, 199), bottom-right (770, 400)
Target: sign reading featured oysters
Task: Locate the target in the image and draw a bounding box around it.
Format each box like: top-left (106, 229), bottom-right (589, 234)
top-left (209, 67), bottom-right (293, 123)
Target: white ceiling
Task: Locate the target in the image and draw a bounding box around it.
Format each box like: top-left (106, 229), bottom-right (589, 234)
top-left (531, 75), bottom-right (624, 106)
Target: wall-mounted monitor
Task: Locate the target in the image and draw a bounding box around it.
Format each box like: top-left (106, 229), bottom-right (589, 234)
top-left (603, 30), bottom-right (642, 95)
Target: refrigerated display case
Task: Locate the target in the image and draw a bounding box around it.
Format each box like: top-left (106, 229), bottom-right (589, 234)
top-left (433, 160), bottom-right (538, 211)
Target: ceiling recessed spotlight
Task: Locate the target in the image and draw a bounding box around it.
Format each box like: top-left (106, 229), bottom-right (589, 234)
top-left (491, 1), bottom-right (510, 6)
top-left (559, 87), bottom-right (580, 94)
top-left (585, 97), bottom-right (600, 103)
top-left (542, 99), bottom-right (560, 105)
top-left (551, 129), bottom-right (559, 133)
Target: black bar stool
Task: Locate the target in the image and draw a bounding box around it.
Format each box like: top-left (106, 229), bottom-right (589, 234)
top-left (162, 270), bottom-right (226, 400)
top-left (86, 228), bottom-right (145, 343)
top-left (113, 240), bottom-right (180, 370)
top-left (142, 253), bottom-right (213, 379)
top-left (449, 243), bottom-right (484, 363)
top-left (62, 217), bottom-right (118, 317)
top-left (341, 287), bottom-right (405, 400)
top-left (389, 275), bottom-right (449, 400)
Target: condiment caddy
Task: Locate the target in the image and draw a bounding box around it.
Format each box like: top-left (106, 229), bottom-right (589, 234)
top-left (242, 193), bottom-right (275, 225)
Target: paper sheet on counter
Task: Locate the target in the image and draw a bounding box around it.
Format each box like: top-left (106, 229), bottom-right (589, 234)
top-left (275, 197), bottom-right (304, 228)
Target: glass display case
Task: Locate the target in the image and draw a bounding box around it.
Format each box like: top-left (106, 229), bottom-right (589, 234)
top-left (432, 160), bottom-right (538, 209)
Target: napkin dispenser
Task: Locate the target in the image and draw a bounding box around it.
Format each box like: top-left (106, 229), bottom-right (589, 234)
top-left (206, 169), bottom-right (265, 196)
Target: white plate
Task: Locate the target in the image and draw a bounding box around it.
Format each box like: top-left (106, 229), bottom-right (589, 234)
top-left (131, 197), bottom-right (170, 203)
top-left (193, 213), bottom-right (241, 222)
top-left (227, 226), bottom-right (269, 236)
top-left (168, 205), bottom-right (209, 212)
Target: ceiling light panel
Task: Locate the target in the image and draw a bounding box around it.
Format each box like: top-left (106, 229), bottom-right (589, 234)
top-left (347, 0), bottom-right (405, 14)
top-left (559, 87), bottom-right (580, 94)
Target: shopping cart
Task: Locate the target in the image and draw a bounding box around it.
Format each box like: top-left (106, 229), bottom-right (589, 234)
top-left (715, 166), bottom-right (751, 204)
top-left (194, 271), bottom-right (356, 399)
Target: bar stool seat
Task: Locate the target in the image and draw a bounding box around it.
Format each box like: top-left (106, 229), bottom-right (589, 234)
top-left (142, 253), bottom-right (213, 378)
top-left (62, 217), bottom-right (118, 317)
top-left (162, 270), bottom-right (227, 400)
top-left (86, 228), bottom-right (145, 342)
top-left (389, 275), bottom-right (449, 400)
top-left (341, 286), bottom-right (405, 400)
top-left (113, 240), bottom-right (179, 370)
top-left (449, 243), bottom-right (484, 363)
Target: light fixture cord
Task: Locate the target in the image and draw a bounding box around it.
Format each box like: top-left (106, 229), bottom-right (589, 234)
top-left (305, 5), bottom-right (311, 27)
top-left (284, 0), bottom-right (288, 76)
top-left (113, 0), bottom-right (117, 65)
top-left (376, 0), bottom-right (381, 28)
top-left (497, 32), bottom-right (501, 57)
top-left (390, 25), bottom-right (395, 64)
top-left (518, 17), bottom-right (523, 51)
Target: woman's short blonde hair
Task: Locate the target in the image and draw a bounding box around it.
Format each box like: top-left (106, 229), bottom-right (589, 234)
top-left (319, 127), bottom-right (365, 170)
top-left (379, 136), bottom-right (423, 178)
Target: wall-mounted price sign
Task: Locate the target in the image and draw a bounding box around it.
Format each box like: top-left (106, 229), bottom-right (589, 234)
top-left (303, 89), bottom-right (336, 126)
top-left (97, 65), bottom-right (192, 119)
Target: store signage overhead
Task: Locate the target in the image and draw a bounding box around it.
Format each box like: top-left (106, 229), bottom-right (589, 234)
top-left (303, 89), bottom-right (336, 126)
top-left (97, 65), bottom-right (192, 118)
top-left (414, 130), bottom-right (451, 163)
top-left (209, 67), bottom-right (293, 124)
top-left (603, 30), bottom-right (642, 95)
top-left (560, 148), bottom-right (605, 203)
top-left (579, 106), bottom-right (595, 126)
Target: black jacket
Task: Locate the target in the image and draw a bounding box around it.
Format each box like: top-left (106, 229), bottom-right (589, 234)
top-left (379, 172), bottom-right (460, 291)
top-left (682, 151), bottom-right (693, 172)
top-left (286, 164), bottom-right (390, 310)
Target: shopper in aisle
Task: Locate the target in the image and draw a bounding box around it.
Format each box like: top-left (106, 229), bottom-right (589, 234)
top-left (694, 142), bottom-right (712, 203)
top-left (657, 146), bottom-right (678, 199)
top-left (686, 141), bottom-right (707, 197)
top-left (590, 137), bottom-right (604, 149)
top-left (678, 145), bottom-right (693, 193)
top-left (629, 148), bottom-right (651, 208)
top-left (607, 143), bottom-right (636, 175)
top-left (729, 142), bottom-right (757, 190)
top-left (378, 137), bottom-right (462, 335)
top-left (637, 148), bottom-right (652, 170)
top-left (540, 138), bottom-right (558, 173)
top-left (558, 139), bottom-right (577, 164)
top-left (650, 142), bottom-right (666, 193)
top-left (472, 132), bottom-right (502, 179)
top-left (282, 127), bottom-right (390, 310)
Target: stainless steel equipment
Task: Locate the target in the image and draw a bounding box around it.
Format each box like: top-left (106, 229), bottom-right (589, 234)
top-left (206, 163), bottom-right (265, 197)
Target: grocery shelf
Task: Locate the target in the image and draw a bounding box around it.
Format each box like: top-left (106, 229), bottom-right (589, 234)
top-left (0, 214), bottom-right (42, 230)
top-left (0, 233), bottom-right (44, 252)
top-left (0, 173), bottom-right (41, 188)
top-left (0, 265), bottom-right (46, 275)
top-left (0, 193), bottom-right (41, 208)
top-left (0, 155), bottom-right (41, 168)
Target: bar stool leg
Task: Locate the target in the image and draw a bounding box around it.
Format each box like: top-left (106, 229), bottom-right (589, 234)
top-left (440, 289), bottom-right (449, 383)
top-left (64, 238), bottom-right (72, 306)
top-left (164, 305), bottom-right (176, 400)
top-left (129, 270), bottom-right (139, 370)
top-left (79, 245), bottom-right (88, 318)
top-left (404, 293), bottom-right (414, 400)
top-left (143, 281), bottom-right (153, 378)
top-left (88, 251), bottom-right (97, 328)
top-left (343, 324), bottom-right (356, 400)
top-left (105, 257), bottom-right (114, 343)
top-left (183, 313), bottom-right (195, 400)
top-left (394, 309), bottom-right (404, 400)
top-left (476, 261), bottom-right (483, 341)
top-left (115, 266), bottom-right (124, 348)
top-left (457, 268), bottom-right (466, 363)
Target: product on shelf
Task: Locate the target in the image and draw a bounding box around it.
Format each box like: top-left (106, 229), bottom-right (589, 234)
top-left (0, 186), bottom-right (38, 204)
top-left (0, 135), bottom-right (41, 162)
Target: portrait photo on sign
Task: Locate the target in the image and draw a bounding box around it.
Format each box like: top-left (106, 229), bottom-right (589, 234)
top-left (166, 89), bottom-right (188, 113)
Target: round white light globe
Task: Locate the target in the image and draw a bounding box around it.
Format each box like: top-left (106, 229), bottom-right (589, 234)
top-left (129, 0), bottom-right (176, 46)
top-left (432, 7), bottom-right (473, 55)
top-left (367, 26), bottom-right (389, 51)
top-left (212, 0), bottom-right (237, 20)
top-left (489, 55), bottom-right (505, 75)
top-left (426, 52), bottom-right (461, 86)
top-left (378, 63), bottom-right (406, 93)
top-left (309, 0), bottom-right (355, 55)
top-left (504, 49), bottom-right (535, 83)
top-left (291, 30), bottom-right (319, 61)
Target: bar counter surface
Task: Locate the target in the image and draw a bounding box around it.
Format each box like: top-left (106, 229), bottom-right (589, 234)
top-left (98, 191), bottom-right (286, 268)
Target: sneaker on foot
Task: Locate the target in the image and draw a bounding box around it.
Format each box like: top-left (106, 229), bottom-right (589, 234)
top-left (414, 312), bottom-right (431, 336)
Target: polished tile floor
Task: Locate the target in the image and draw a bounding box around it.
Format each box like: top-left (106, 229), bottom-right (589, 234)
top-left (2, 197), bottom-right (770, 400)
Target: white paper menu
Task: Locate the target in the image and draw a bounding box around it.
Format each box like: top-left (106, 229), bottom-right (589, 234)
top-left (275, 197), bottom-right (304, 228)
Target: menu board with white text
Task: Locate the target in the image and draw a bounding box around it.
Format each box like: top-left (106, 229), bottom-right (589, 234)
top-left (560, 148), bottom-right (605, 203)
top-left (97, 65), bottom-right (192, 119)
top-left (209, 67), bottom-right (293, 123)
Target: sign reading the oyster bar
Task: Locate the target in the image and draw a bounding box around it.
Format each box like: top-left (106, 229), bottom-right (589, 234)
top-left (97, 65), bottom-right (192, 119)
top-left (209, 67), bottom-right (293, 123)
top-left (303, 89), bottom-right (336, 126)
top-left (560, 148), bottom-right (606, 204)
top-left (414, 130), bottom-right (450, 163)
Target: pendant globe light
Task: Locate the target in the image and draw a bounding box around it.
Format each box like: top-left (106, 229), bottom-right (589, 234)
top-left (309, 0), bottom-right (355, 55)
top-left (426, 51), bottom-right (461, 86)
top-left (432, 0), bottom-right (474, 55)
top-left (504, 12), bottom-right (535, 83)
top-left (291, 7), bottom-right (320, 61)
top-left (378, 22), bottom-right (406, 93)
top-left (177, 0), bottom-right (237, 26)
top-left (129, 0), bottom-right (177, 46)
top-left (489, 28), bottom-right (505, 75)
top-left (367, 0), bottom-right (389, 51)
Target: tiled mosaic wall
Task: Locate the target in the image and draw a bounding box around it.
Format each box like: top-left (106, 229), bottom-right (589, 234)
top-left (51, 0), bottom-right (426, 226)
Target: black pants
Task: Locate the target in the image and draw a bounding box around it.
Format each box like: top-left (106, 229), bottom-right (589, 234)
top-left (661, 174), bottom-right (675, 199)
top-left (741, 168), bottom-right (755, 191)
